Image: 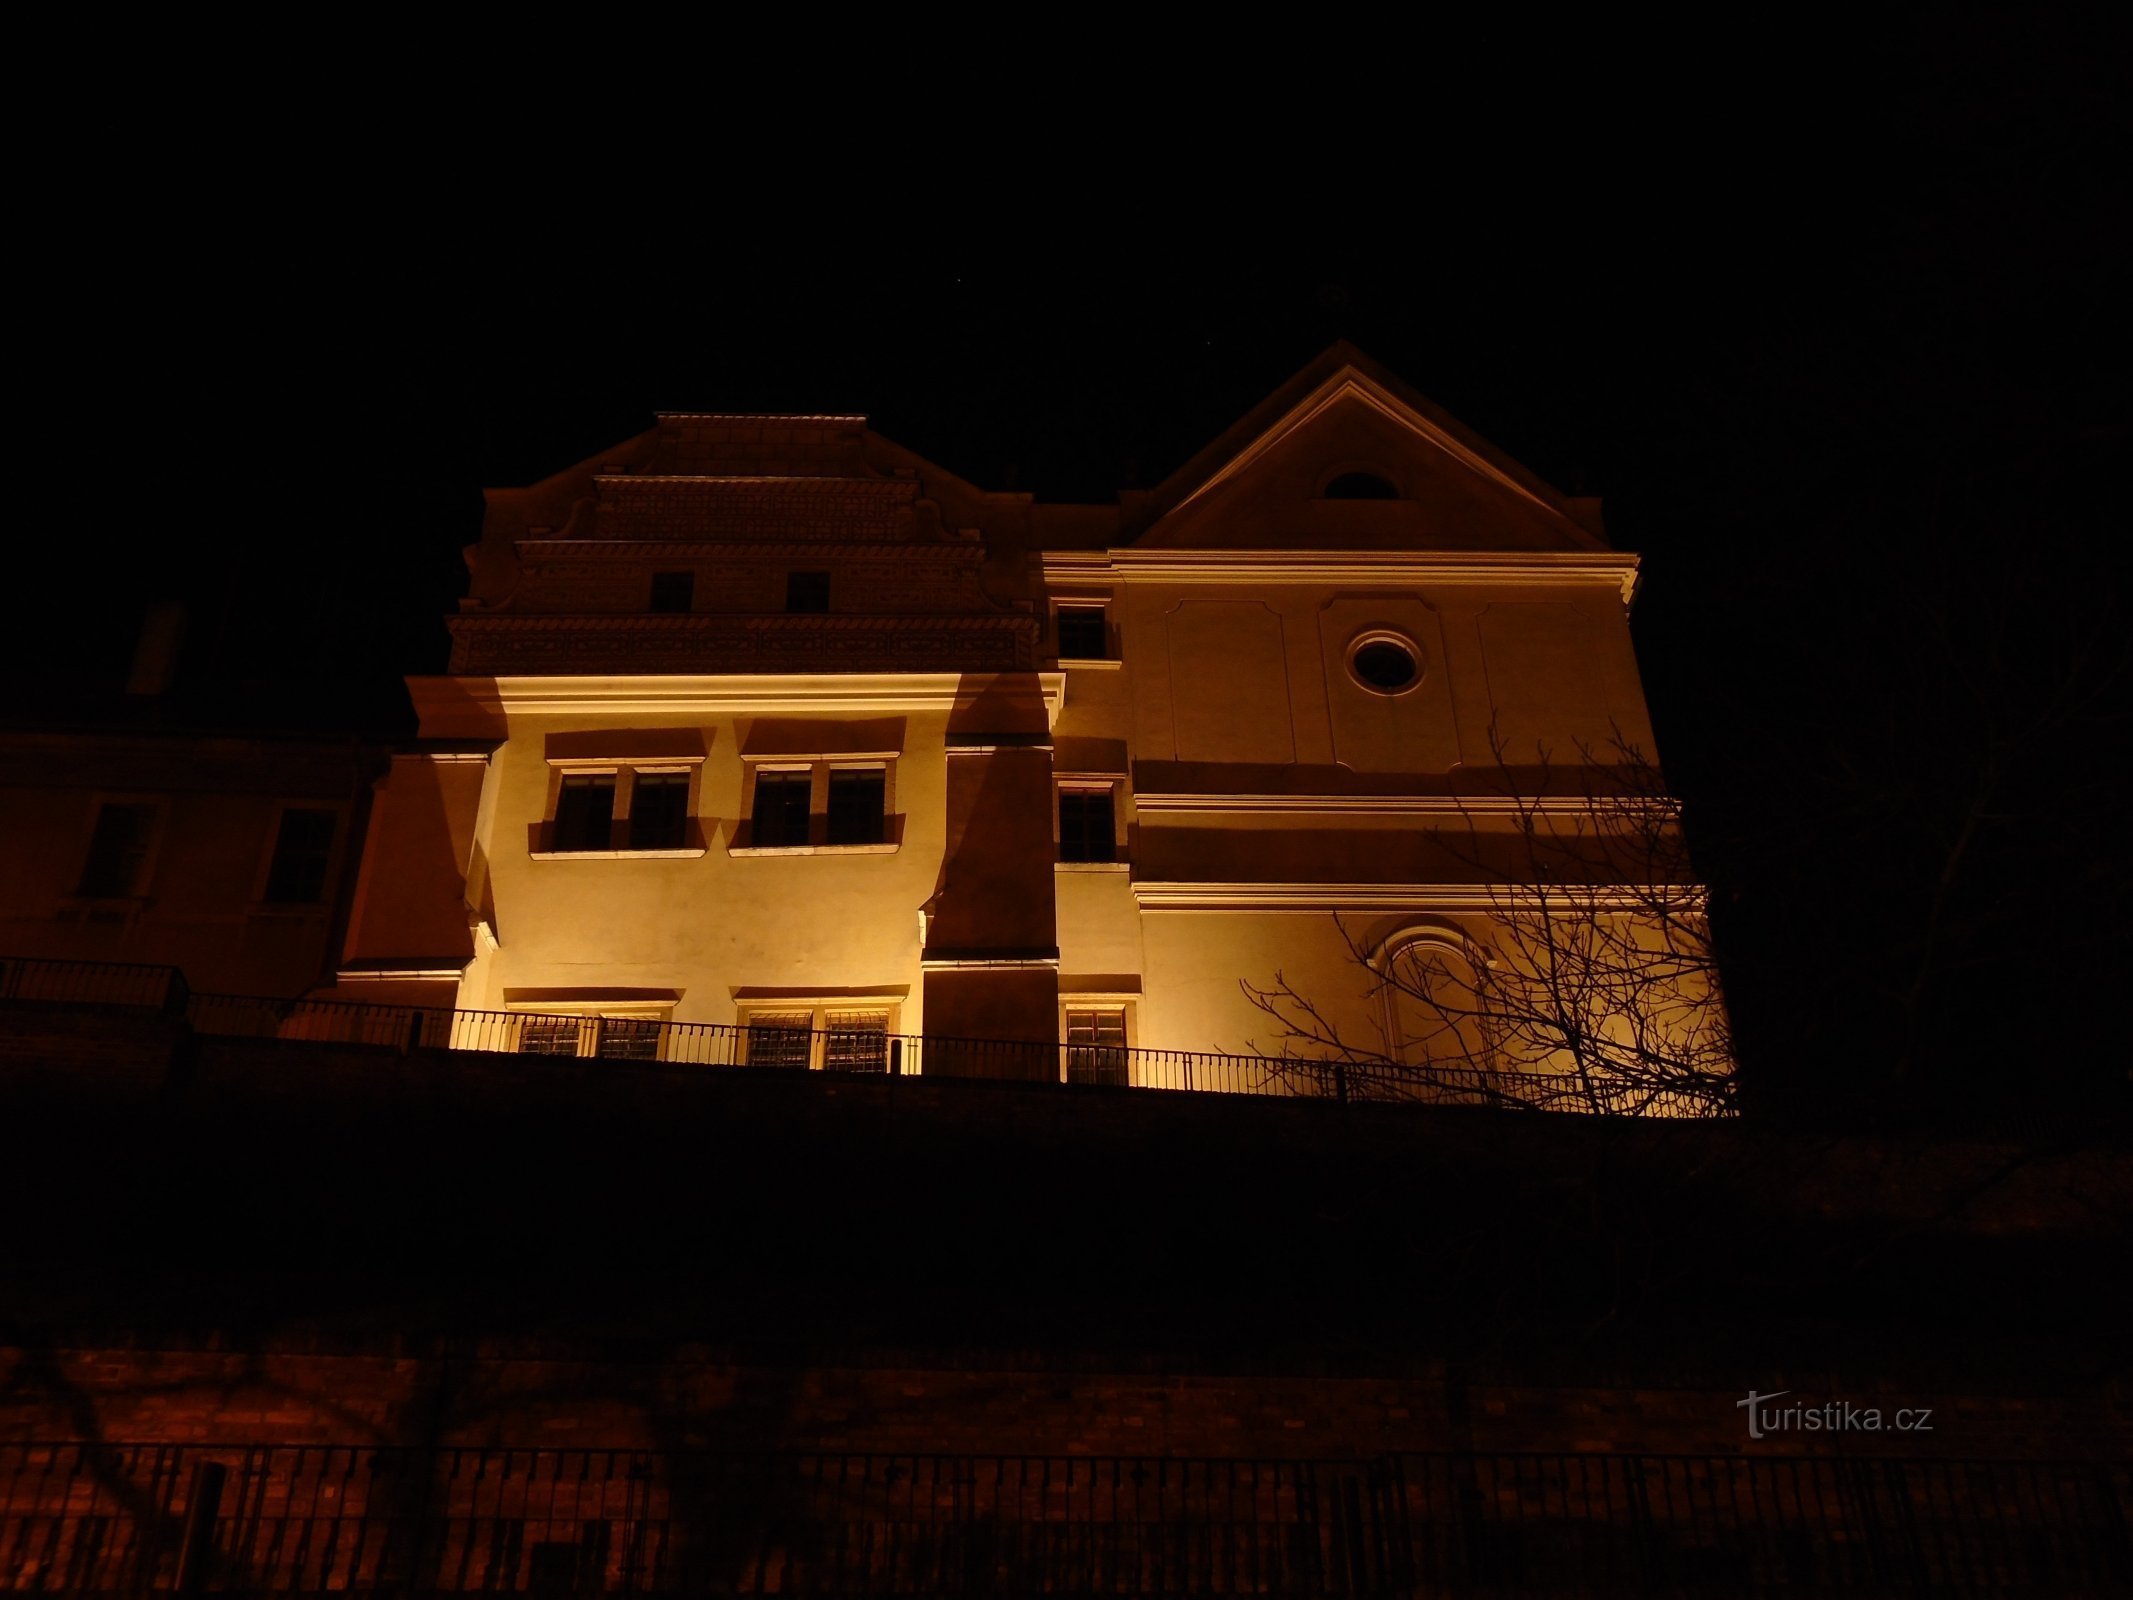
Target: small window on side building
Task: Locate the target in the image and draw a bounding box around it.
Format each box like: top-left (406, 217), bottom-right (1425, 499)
top-left (77, 803), bottom-right (158, 897)
top-left (649, 571), bottom-right (695, 613)
top-left (1055, 606), bottom-right (1109, 660)
top-left (1058, 787), bottom-right (1117, 864)
top-left (263, 807), bottom-right (337, 903)
top-left (785, 571), bottom-right (831, 613)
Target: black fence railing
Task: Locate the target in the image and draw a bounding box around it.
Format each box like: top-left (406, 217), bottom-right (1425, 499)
top-left (0, 957), bottom-right (187, 1015)
top-left (3, 957), bottom-right (1733, 1118)
top-left (1, 1443), bottom-right (2123, 1595)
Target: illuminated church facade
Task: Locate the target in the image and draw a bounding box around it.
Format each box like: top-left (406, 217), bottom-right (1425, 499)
top-left (326, 345), bottom-right (1671, 1083)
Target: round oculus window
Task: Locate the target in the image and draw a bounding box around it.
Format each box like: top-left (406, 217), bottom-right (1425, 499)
top-left (1350, 637), bottom-right (1421, 694)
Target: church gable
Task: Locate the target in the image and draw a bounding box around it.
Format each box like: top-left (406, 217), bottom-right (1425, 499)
top-left (1129, 355), bottom-right (1606, 554)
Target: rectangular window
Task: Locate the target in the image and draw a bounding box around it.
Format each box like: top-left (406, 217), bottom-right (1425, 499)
top-left (649, 570), bottom-right (695, 613)
top-left (785, 570), bottom-right (831, 613)
top-left (750, 771), bottom-right (812, 847)
top-left (519, 1016), bottom-right (583, 1056)
top-left (552, 775), bottom-right (617, 852)
top-left (746, 1011), bottom-right (814, 1070)
top-left (826, 768), bottom-right (887, 845)
top-left (1058, 787), bottom-right (1116, 863)
top-left (1055, 606), bottom-right (1108, 660)
top-left (627, 773), bottom-right (691, 850)
top-left (823, 1009), bottom-right (889, 1073)
top-left (593, 1018), bottom-right (662, 1061)
top-left (263, 807), bottom-right (336, 903)
top-left (1065, 1008), bottom-right (1129, 1086)
top-left (77, 802), bottom-right (158, 897)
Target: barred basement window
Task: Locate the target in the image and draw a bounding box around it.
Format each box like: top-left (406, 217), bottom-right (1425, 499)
top-left (593, 1018), bottom-right (662, 1061)
top-left (1064, 1008), bottom-right (1128, 1086)
top-left (745, 1011), bottom-right (814, 1070)
top-left (263, 808), bottom-right (336, 903)
top-left (785, 571), bottom-right (830, 613)
top-left (519, 1017), bottom-right (583, 1056)
top-left (822, 1009), bottom-right (890, 1073)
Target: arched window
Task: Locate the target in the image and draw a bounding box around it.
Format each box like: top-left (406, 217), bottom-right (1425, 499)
top-left (1321, 470), bottom-right (1400, 500)
top-left (1377, 928), bottom-right (1492, 1073)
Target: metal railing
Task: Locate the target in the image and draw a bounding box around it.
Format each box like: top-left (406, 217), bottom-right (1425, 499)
top-left (2, 1442), bottom-right (2123, 1594)
top-left (3, 956), bottom-right (1732, 1117)
top-left (0, 957), bottom-right (187, 1015)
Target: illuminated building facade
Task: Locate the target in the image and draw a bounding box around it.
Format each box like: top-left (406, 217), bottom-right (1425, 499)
top-left (329, 346), bottom-right (1672, 1078)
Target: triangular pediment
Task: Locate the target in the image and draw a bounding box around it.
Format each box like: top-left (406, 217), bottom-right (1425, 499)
top-left (1127, 345), bottom-right (1606, 553)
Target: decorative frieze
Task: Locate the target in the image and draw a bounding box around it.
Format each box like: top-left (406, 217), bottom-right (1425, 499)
top-left (590, 477), bottom-right (918, 542)
top-left (448, 614), bottom-right (1040, 675)
top-left (510, 545), bottom-right (995, 614)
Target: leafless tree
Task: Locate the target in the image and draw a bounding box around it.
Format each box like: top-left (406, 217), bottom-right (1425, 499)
top-left (1241, 731), bottom-right (1737, 1117)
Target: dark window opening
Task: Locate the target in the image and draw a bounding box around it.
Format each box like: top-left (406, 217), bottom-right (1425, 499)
top-left (627, 774), bottom-right (691, 850)
top-left (1065, 1009), bottom-right (1129, 1086)
top-left (1059, 788), bottom-right (1117, 863)
top-left (747, 1013), bottom-right (813, 1069)
top-left (826, 769), bottom-right (887, 846)
top-left (264, 807), bottom-right (337, 903)
top-left (750, 771), bottom-right (812, 847)
top-left (785, 571), bottom-right (831, 613)
top-left (1324, 471), bottom-right (1399, 500)
top-left (649, 571), bottom-right (695, 613)
top-left (77, 803), bottom-right (157, 897)
top-left (1055, 607), bottom-right (1109, 659)
top-left (552, 775), bottom-right (617, 852)
top-left (1352, 641), bottom-right (1420, 692)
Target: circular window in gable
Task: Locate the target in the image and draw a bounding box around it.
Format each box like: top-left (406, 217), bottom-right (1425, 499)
top-left (1349, 632), bottom-right (1423, 694)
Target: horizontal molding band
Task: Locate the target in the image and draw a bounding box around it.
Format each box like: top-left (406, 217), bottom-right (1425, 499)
top-left (1041, 550), bottom-right (1639, 601)
top-left (410, 673), bottom-right (1066, 721)
top-left (1133, 793), bottom-right (1639, 816)
top-left (1130, 882), bottom-right (1705, 912)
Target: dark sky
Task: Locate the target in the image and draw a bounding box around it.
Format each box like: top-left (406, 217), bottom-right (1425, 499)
top-left (16, 17), bottom-right (2126, 1113)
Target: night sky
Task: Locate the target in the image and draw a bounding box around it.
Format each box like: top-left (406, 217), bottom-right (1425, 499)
top-left (16, 19), bottom-right (2125, 1119)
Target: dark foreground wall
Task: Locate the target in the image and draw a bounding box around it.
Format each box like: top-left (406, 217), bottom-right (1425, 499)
top-left (2, 1005), bottom-right (2130, 1592)
top-left (3, 1005), bottom-right (2127, 1447)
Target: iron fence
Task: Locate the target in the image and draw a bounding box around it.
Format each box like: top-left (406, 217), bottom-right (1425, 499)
top-left (1, 1443), bottom-right (2122, 1595)
top-left (2, 955), bottom-right (1733, 1118)
top-left (0, 957), bottom-right (186, 1015)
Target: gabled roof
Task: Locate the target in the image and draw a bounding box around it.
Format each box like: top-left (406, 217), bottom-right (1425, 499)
top-left (1123, 342), bottom-right (1607, 551)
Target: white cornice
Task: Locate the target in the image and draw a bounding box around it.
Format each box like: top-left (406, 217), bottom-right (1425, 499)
top-left (653, 413), bottom-right (868, 423)
top-left (1041, 549), bottom-right (1639, 602)
top-left (1133, 794), bottom-right (1619, 816)
top-left (1131, 882), bottom-right (1701, 912)
top-left (410, 673), bottom-right (1067, 724)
